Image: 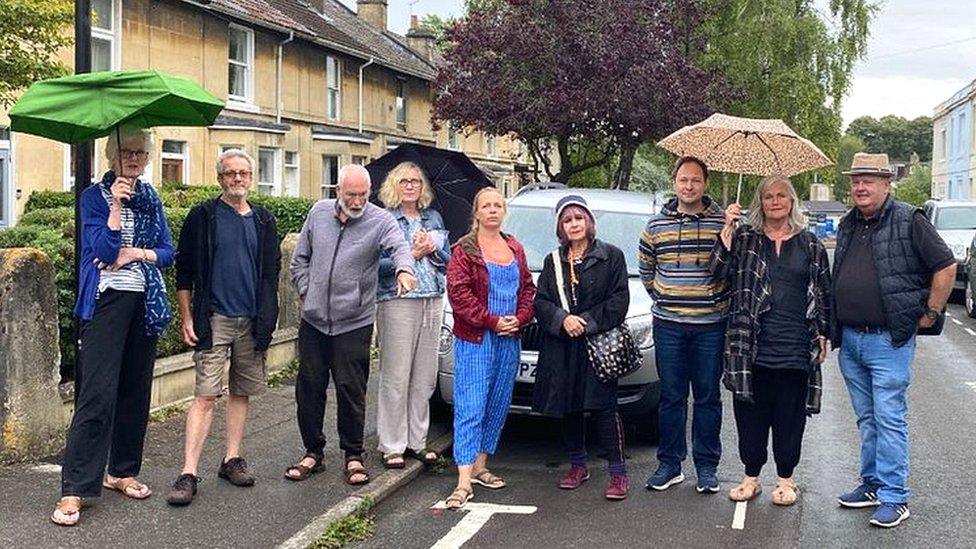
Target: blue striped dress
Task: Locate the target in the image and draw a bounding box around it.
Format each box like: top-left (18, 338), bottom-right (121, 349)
top-left (452, 259), bottom-right (521, 466)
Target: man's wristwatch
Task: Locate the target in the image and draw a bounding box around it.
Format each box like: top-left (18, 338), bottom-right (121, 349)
top-left (924, 307), bottom-right (940, 321)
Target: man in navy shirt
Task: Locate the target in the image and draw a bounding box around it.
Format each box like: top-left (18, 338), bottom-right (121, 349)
top-left (167, 149), bottom-right (281, 506)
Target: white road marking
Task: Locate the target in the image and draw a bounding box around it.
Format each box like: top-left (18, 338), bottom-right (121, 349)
top-left (946, 311), bottom-right (952, 317)
top-left (31, 464), bottom-right (62, 474)
top-left (732, 501), bottom-right (747, 530)
top-left (965, 382), bottom-right (976, 394)
top-left (429, 502), bottom-right (537, 549)
top-left (952, 318), bottom-right (963, 326)
top-left (967, 328), bottom-right (976, 337)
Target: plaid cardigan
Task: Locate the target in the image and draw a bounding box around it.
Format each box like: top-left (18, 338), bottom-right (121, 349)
top-left (708, 227), bottom-right (832, 415)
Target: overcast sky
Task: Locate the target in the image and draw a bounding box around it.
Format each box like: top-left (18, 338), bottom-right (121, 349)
top-left (341, 0), bottom-right (976, 129)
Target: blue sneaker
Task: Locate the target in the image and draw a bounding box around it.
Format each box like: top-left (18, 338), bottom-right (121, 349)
top-left (869, 503), bottom-right (910, 528)
top-left (838, 483), bottom-right (881, 508)
top-left (645, 464), bottom-right (684, 491)
top-left (696, 468), bottom-right (719, 493)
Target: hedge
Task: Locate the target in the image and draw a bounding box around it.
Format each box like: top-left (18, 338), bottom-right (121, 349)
top-left (3, 186), bottom-right (316, 381)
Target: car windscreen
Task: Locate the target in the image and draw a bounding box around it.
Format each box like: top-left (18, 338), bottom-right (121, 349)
top-left (503, 205), bottom-right (649, 276)
top-left (935, 206), bottom-right (976, 230)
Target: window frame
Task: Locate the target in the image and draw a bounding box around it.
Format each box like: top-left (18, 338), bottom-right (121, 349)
top-left (228, 24), bottom-right (256, 106)
top-left (257, 147), bottom-right (281, 196)
top-left (160, 139), bottom-right (189, 185)
top-left (321, 154), bottom-right (340, 199)
top-left (284, 150), bottom-right (300, 197)
top-left (91, 0), bottom-right (121, 72)
top-left (395, 79), bottom-right (407, 130)
top-left (447, 125), bottom-right (459, 151)
top-left (326, 55), bottom-right (342, 121)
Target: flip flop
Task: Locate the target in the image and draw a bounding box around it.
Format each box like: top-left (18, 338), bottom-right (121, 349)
top-left (102, 477), bottom-right (152, 499)
top-left (51, 496), bottom-right (81, 527)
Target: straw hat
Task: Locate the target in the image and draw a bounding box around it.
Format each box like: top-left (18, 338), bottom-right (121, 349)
top-left (843, 152), bottom-right (893, 177)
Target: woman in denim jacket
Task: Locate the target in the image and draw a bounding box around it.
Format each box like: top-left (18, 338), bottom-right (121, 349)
top-left (375, 161), bottom-right (451, 468)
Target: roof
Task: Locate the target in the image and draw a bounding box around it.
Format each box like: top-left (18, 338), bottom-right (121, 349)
top-left (187, 0), bottom-right (437, 81)
top-left (508, 188), bottom-right (657, 215)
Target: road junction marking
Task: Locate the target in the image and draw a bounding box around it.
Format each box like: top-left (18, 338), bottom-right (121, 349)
top-left (429, 501), bottom-right (537, 549)
top-left (731, 501), bottom-right (747, 530)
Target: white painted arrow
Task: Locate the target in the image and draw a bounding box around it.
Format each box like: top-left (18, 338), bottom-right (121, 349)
top-left (429, 501), bottom-right (538, 549)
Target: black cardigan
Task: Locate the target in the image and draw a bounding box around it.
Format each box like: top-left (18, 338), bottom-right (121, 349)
top-left (175, 197), bottom-right (281, 351)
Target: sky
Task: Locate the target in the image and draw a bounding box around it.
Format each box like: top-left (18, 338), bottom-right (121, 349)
top-left (340, 0), bottom-right (976, 130)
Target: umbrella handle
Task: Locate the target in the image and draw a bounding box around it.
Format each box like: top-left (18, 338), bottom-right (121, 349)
top-left (735, 173), bottom-right (742, 205)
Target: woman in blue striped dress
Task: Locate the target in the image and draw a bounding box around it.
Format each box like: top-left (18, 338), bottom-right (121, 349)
top-left (444, 187), bottom-right (536, 509)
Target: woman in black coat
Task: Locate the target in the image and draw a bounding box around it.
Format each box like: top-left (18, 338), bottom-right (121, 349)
top-left (532, 195), bottom-right (631, 500)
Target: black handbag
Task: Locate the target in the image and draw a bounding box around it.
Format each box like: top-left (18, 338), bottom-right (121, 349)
top-left (550, 251), bottom-right (642, 384)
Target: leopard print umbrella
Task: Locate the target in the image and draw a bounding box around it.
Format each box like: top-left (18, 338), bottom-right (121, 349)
top-left (657, 113), bottom-right (833, 177)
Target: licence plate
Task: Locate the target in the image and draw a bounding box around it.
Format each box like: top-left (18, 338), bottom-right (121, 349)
top-left (516, 362), bottom-right (536, 383)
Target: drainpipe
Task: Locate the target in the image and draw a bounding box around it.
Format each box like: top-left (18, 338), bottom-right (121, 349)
top-left (358, 57), bottom-right (376, 134)
top-left (276, 31), bottom-right (295, 124)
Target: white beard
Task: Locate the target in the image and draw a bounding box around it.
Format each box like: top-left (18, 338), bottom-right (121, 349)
top-left (339, 198), bottom-right (365, 219)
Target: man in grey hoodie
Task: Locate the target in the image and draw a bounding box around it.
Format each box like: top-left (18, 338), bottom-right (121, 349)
top-left (287, 164), bottom-right (416, 485)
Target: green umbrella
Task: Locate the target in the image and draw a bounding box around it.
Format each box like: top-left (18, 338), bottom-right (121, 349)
top-left (9, 69), bottom-right (224, 143)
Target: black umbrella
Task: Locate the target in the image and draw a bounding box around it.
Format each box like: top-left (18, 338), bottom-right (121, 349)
top-left (366, 144), bottom-right (494, 244)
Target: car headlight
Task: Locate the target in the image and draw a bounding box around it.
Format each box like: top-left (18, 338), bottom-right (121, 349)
top-left (626, 314), bottom-right (654, 349)
top-left (438, 325), bottom-right (454, 355)
top-left (951, 243), bottom-right (966, 261)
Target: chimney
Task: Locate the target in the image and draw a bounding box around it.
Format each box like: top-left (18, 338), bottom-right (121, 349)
top-left (357, 0), bottom-right (388, 31)
top-left (406, 15), bottom-right (436, 61)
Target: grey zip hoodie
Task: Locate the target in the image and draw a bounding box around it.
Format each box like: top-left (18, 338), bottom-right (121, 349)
top-left (290, 200), bottom-right (414, 336)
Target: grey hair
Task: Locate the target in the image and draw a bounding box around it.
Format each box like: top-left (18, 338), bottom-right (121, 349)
top-left (338, 163), bottom-right (371, 188)
top-left (105, 126), bottom-right (153, 162)
top-left (215, 148), bottom-right (255, 174)
top-left (746, 174), bottom-right (808, 234)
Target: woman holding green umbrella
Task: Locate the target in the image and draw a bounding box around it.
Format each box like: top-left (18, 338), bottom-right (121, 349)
top-left (52, 126), bottom-right (175, 526)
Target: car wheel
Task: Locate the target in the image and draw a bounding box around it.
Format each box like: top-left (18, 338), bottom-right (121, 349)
top-left (429, 385), bottom-right (452, 421)
top-left (967, 278), bottom-right (976, 319)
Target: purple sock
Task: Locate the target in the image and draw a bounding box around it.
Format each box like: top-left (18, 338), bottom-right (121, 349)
top-left (608, 461), bottom-right (627, 476)
top-left (569, 451), bottom-right (587, 468)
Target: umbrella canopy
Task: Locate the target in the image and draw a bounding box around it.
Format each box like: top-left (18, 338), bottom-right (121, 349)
top-left (366, 144), bottom-right (494, 244)
top-left (9, 69), bottom-right (224, 143)
top-left (657, 113), bottom-right (833, 177)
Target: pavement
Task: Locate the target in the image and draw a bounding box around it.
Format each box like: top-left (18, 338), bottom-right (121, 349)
top-left (0, 369), bottom-right (449, 549)
top-left (359, 301), bottom-right (976, 549)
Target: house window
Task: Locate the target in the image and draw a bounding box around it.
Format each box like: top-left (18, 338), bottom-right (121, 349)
top-left (91, 0), bottom-right (119, 71)
top-left (941, 128), bottom-right (947, 160)
top-left (0, 128), bottom-right (10, 228)
top-left (161, 140), bottom-right (188, 185)
top-left (321, 155), bottom-right (339, 198)
top-left (220, 144), bottom-right (243, 154)
top-left (327, 56), bottom-right (341, 120)
top-left (448, 125), bottom-right (459, 150)
top-left (228, 24), bottom-right (254, 104)
top-left (486, 135), bottom-right (496, 158)
top-left (284, 151), bottom-right (300, 197)
top-left (395, 80), bottom-right (406, 130)
top-left (63, 144), bottom-right (100, 191)
top-left (257, 147), bottom-right (280, 196)
top-left (352, 155), bottom-right (368, 165)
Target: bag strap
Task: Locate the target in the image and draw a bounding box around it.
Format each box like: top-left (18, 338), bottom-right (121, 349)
top-left (551, 250), bottom-right (570, 311)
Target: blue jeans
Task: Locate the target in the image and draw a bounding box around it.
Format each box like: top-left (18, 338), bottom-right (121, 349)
top-left (653, 321), bottom-right (724, 472)
top-left (839, 326), bottom-right (915, 504)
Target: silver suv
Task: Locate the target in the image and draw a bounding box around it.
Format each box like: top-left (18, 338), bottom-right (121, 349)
top-left (436, 188), bottom-right (660, 428)
top-left (922, 199), bottom-right (976, 291)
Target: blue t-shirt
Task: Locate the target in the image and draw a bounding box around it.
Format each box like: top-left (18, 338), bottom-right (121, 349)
top-left (210, 199), bottom-right (258, 318)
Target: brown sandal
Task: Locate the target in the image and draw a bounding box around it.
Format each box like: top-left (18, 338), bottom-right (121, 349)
top-left (51, 496), bottom-right (82, 526)
top-left (471, 469), bottom-right (506, 489)
top-left (102, 476), bottom-right (152, 499)
top-left (344, 457), bottom-right (370, 486)
top-left (445, 486), bottom-right (473, 510)
top-left (729, 476), bottom-right (762, 502)
top-left (285, 453), bottom-right (324, 481)
top-left (772, 477), bottom-right (799, 506)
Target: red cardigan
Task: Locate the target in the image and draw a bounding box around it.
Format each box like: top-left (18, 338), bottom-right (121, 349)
top-left (447, 232), bottom-right (536, 343)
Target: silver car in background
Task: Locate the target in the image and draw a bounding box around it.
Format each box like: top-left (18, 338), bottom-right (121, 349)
top-left (435, 188), bottom-right (661, 434)
top-left (922, 199), bottom-right (976, 291)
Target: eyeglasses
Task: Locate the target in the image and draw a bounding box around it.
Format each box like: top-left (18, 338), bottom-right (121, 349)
top-left (222, 170), bottom-right (253, 179)
top-left (120, 149), bottom-right (148, 159)
top-left (398, 178), bottom-right (423, 188)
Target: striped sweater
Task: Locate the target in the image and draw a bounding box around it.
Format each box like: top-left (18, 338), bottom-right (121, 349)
top-left (638, 196), bottom-right (729, 324)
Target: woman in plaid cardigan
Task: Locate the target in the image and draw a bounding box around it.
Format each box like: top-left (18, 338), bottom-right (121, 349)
top-left (709, 175), bottom-right (832, 507)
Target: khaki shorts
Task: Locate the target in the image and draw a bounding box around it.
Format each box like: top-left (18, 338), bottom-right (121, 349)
top-left (193, 314), bottom-right (266, 397)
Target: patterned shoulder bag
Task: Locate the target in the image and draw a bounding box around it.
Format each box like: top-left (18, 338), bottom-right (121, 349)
top-left (550, 251), bottom-right (642, 384)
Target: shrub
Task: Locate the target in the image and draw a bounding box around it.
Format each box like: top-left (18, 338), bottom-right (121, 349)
top-left (25, 190), bottom-right (74, 213)
top-left (18, 207), bottom-right (74, 232)
top-left (248, 194), bottom-right (315, 238)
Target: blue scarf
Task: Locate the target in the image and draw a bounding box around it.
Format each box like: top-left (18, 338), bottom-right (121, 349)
top-left (99, 171), bottom-right (173, 336)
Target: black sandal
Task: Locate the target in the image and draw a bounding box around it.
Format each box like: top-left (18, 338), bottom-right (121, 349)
top-left (382, 453), bottom-right (406, 469)
top-left (406, 448), bottom-right (440, 466)
top-left (284, 452), bottom-right (324, 481)
top-left (344, 456), bottom-right (370, 486)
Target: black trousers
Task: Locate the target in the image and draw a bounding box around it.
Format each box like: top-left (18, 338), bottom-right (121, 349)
top-left (296, 321), bottom-right (373, 459)
top-left (62, 290), bottom-right (157, 498)
top-left (561, 407), bottom-right (626, 467)
top-left (732, 366), bottom-right (808, 478)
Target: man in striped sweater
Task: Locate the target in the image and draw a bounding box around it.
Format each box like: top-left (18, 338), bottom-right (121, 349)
top-left (638, 156), bottom-right (729, 494)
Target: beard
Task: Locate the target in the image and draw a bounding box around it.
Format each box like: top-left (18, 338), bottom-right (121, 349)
top-left (339, 198), bottom-right (365, 219)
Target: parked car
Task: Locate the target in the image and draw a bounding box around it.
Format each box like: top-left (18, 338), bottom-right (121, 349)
top-left (967, 234), bottom-right (976, 318)
top-left (435, 187), bottom-right (661, 436)
top-left (922, 200), bottom-right (976, 291)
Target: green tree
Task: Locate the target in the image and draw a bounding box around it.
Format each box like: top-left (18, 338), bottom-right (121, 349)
top-left (0, 0), bottom-right (73, 107)
top-left (697, 0), bottom-right (877, 202)
top-left (834, 134), bottom-right (865, 203)
top-left (846, 115), bottom-right (933, 161)
top-left (892, 164), bottom-right (931, 206)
